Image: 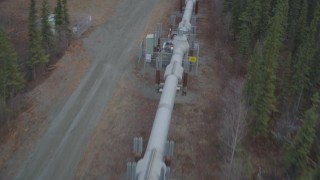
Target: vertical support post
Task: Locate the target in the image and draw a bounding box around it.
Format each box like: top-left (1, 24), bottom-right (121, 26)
top-left (158, 37), bottom-right (161, 48)
top-left (133, 137), bottom-right (143, 162)
top-left (182, 72), bottom-right (188, 96)
top-left (196, 43), bottom-right (199, 75)
top-left (189, 49), bottom-right (194, 72)
top-left (156, 70), bottom-right (161, 85)
top-left (164, 140), bottom-right (174, 166)
top-left (143, 40), bottom-right (146, 69)
top-left (195, 1), bottom-right (199, 14)
top-left (156, 69), bottom-right (161, 92)
top-left (127, 162), bottom-right (137, 180)
top-left (160, 167), bottom-right (171, 180)
top-left (138, 41), bottom-right (142, 65)
top-left (166, 167), bottom-right (171, 180)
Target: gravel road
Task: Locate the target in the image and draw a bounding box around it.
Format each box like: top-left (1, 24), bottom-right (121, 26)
top-left (15, 0), bottom-right (160, 179)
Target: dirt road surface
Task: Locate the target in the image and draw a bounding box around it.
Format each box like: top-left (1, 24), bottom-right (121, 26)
top-left (0, 0), bottom-right (230, 179)
top-left (75, 0), bottom-right (227, 179)
top-left (14, 0), bottom-right (161, 179)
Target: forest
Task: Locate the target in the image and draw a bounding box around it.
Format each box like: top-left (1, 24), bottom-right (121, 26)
top-left (0, 0), bottom-right (71, 121)
top-left (0, 0), bottom-right (319, 179)
top-left (222, 0), bottom-right (320, 179)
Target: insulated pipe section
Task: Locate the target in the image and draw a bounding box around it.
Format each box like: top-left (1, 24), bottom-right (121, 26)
top-left (178, 0), bottom-right (195, 33)
top-left (146, 36), bottom-right (188, 154)
top-left (135, 75), bottom-right (178, 180)
top-left (136, 36), bottom-right (189, 180)
top-left (135, 1), bottom-right (195, 179)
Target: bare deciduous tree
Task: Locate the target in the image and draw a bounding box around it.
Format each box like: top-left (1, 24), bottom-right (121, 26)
top-left (219, 79), bottom-right (248, 180)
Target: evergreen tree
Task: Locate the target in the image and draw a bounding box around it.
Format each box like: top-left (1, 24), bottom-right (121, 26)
top-left (258, 0), bottom-right (272, 37)
top-left (28, 0), bottom-right (49, 79)
top-left (313, 165), bottom-right (320, 180)
top-left (55, 0), bottom-right (70, 27)
top-left (244, 0), bottom-right (288, 136)
top-left (244, 42), bottom-right (263, 105)
top-left (300, 165), bottom-right (320, 180)
top-left (0, 29), bottom-right (25, 106)
top-left (28, 30), bottom-right (49, 79)
top-left (287, 0), bottom-right (302, 48)
top-left (62, 0), bottom-right (71, 41)
top-left (278, 53), bottom-right (293, 108)
top-left (28, 0), bottom-right (37, 49)
top-left (309, 1), bottom-right (320, 93)
top-left (41, 0), bottom-right (53, 55)
top-left (54, 0), bottom-right (71, 51)
top-left (239, 22), bottom-right (251, 55)
top-left (238, 0), bottom-right (261, 55)
top-left (312, 49), bottom-right (320, 92)
top-left (244, 43), bottom-right (268, 134)
top-left (286, 93), bottom-right (320, 177)
top-left (223, 0), bottom-right (233, 12)
top-left (293, 0), bottom-right (308, 53)
top-left (62, 0), bottom-right (70, 27)
top-left (231, 0), bottom-right (247, 33)
top-left (54, 0), bottom-right (63, 26)
top-left (290, 0), bottom-right (320, 110)
top-left (303, 163), bottom-right (320, 180)
top-left (249, 51), bottom-right (276, 136)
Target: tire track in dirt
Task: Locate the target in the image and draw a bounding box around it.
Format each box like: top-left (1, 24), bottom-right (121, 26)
top-left (14, 0), bottom-right (161, 179)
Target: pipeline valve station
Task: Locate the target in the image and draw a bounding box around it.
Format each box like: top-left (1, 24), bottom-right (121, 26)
top-left (138, 1), bottom-right (200, 95)
top-left (128, 0), bottom-right (200, 179)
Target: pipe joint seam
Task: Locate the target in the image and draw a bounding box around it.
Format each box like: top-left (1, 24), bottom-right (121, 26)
top-left (178, 21), bottom-right (192, 33)
top-left (164, 62), bottom-right (184, 82)
top-left (158, 103), bottom-right (173, 111)
top-left (173, 35), bottom-right (189, 52)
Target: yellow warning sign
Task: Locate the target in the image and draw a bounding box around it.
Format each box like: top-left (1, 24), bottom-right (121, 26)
top-left (188, 56), bottom-right (197, 63)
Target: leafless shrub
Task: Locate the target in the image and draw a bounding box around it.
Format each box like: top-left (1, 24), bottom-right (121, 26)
top-left (273, 111), bottom-right (299, 143)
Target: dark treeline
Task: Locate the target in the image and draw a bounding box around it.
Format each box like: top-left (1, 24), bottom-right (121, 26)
top-left (223, 0), bottom-right (319, 179)
top-left (0, 0), bottom-right (71, 121)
